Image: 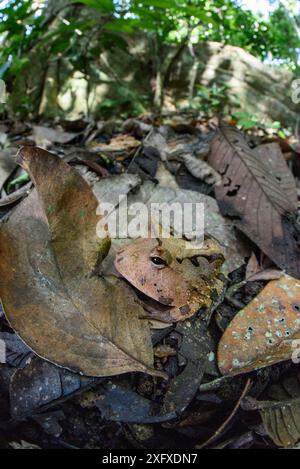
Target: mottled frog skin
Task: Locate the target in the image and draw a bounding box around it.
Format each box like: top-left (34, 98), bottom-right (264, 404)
top-left (115, 236), bottom-right (225, 323)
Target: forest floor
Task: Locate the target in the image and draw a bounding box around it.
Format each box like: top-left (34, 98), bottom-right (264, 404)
top-left (0, 112), bottom-right (300, 449)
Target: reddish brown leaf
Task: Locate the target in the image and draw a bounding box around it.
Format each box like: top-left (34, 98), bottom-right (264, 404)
top-left (256, 142), bottom-right (298, 207)
top-left (209, 124), bottom-right (300, 278)
top-left (246, 252), bottom-right (283, 282)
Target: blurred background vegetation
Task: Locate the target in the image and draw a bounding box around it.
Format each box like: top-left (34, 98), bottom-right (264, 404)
top-left (0, 0), bottom-right (299, 126)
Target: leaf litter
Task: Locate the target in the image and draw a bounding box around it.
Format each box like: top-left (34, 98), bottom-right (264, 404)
top-left (0, 115), bottom-right (299, 449)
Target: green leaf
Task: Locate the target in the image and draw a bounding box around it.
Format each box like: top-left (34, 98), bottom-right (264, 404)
top-left (75, 0), bottom-right (114, 12)
top-left (7, 173), bottom-right (30, 192)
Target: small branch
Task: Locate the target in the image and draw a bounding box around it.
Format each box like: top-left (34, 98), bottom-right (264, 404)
top-left (196, 378), bottom-right (252, 449)
top-left (0, 182), bottom-right (32, 207)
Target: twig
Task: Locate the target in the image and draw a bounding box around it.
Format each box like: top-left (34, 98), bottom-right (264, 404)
top-left (0, 182), bottom-right (32, 207)
top-left (196, 378), bottom-right (252, 449)
top-left (199, 376), bottom-right (231, 393)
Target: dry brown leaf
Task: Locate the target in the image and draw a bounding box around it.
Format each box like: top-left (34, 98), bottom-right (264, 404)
top-left (0, 146), bottom-right (163, 378)
top-left (32, 125), bottom-right (78, 147)
top-left (218, 274), bottom-right (300, 376)
top-left (10, 358), bottom-right (95, 418)
top-left (209, 124), bottom-right (300, 278)
top-left (169, 152), bottom-right (221, 185)
top-left (257, 142), bottom-right (298, 207)
top-left (243, 373), bottom-right (300, 448)
top-left (154, 344), bottom-right (176, 358)
top-left (246, 252), bottom-right (283, 282)
top-left (89, 134), bottom-right (140, 153)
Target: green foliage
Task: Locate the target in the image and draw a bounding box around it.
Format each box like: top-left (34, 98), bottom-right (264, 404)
top-left (0, 0), bottom-right (299, 117)
top-left (96, 85), bottom-right (149, 117)
top-left (231, 110), bottom-right (292, 137)
top-left (192, 83), bottom-right (230, 117)
top-left (76, 0), bottom-right (115, 11)
top-left (232, 111), bottom-right (262, 130)
top-left (1, 0), bottom-right (299, 77)
top-left (266, 4), bottom-right (300, 69)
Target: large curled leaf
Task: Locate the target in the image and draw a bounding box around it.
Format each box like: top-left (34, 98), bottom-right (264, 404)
top-left (0, 146), bottom-right (164, 378)
top-left (209, 124), bottom-right (300, 278)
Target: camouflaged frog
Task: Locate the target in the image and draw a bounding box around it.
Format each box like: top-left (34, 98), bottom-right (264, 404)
top-left (115, 236), bottom-right (225, 323)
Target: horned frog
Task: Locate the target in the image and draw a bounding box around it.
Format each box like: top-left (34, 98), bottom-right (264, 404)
top-left (115, 236), bottom-right (225, 323)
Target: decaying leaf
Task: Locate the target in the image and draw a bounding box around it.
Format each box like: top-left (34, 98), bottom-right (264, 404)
top-left (32, 410), bottom-right (65, 438)
top-left (243, 373), bottom-right (300, 447)
top-left (0, 146), bottom-right (164, 378)
top-left (170, 153), bottom-right (221, 185)
top-left (0, 332), bottom-right (34, 369)
top-left (32, 125), bottom-right (79, 147)
top-left (10, 359), bottom-right (96, 418)
top-left (87, 172), bottom-right (141, 213)
top-left (0, 182), bottom-right (32, 208)
top-left (257, 143), bottom-right (298, 208)
top-left (209, 124), bottom-right (300, 278)
top-left (161, 317), bottom-right (216, 416)
top-left (94, 381), bottom-right (174, 423)
top-left (88, 134), bottom-right (140, 154)
top-left (246, 252), bottom-right (283, 282)
top-left (218, 275), bottom-right (300, 376)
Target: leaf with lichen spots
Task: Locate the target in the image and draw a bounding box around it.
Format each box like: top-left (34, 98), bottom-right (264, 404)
top-left (0, 146), bottom-right (164, 378)
top-left (218, 275), bottom-right (300, 376)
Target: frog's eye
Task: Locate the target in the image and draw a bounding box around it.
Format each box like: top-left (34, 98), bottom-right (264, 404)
top-left (150, 256), bottom-right (167, 267)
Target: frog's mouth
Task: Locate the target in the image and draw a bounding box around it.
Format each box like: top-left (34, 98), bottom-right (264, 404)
top-left (121, 276), bottom-right (176, 324)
